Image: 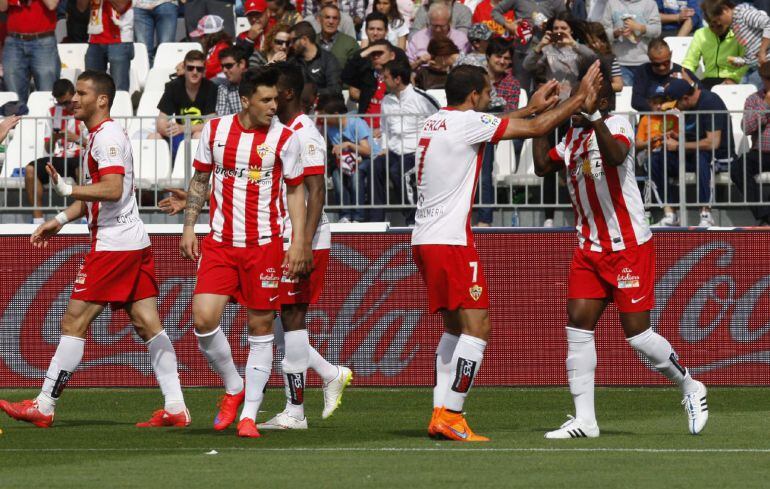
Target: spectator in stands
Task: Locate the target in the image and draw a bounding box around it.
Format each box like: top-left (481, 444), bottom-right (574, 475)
top-left (134, 0), bottom-right (179, 66)
top-left (155, 50), bottom-right (217, 159)
top-left (250, 23), bottom-right (291, 67)
top-left (363, 0), bottom-right (409, 50)
top-left (360, 11), bottom-right (389, 49)
top-left (24, 79), bottom-right (84, 224)
top-left (632, 38), bottom-right (699, 111)
top-left (235, 0), bottom-right (270, 55)
top-left (657, 0), bottom-right (700, 37)
top-left (341, 39), bottom-right (408, 129)
top-left (407, 2), bottom-right (469, 70)
top-left (320, 96), bottom-right (378, 223)
top-left (370, 59), bottom-right (440, 223)
top-left (702, 0), bottom-right (770, 88)
top-left (289, 21), bottom-right (341, 97)
top-left (731, 61), bottom-right (770, 226)
top-left (266, 0), bottom-right (302, 32)
top-left (184, 0), bottom-right (236, 39)
top-left (682, 21), bottom-right (747, 88)
top-left (583, 21), bottom-right (624, 92)
top-left (216, 46), bottom-right (248, 115)
top-left (0, 115), bottom-right (20, 145)
top-left (486, 37), bottom-right (520, 112)
top-left (303, 0), bottom-right (365, 31)
top-left (456, 23), bottom-right (493, 66)
top-left (0, 0), bottom-right (60, 103)
top-left (472, 0), bottom-right (515, 38)
top-left (415, 38), bottom-right (460, 89)
top-left (412, 0), bottom-right (472, 35)
top-left (524, 12), bottom-right (596, 98)
top-left (82, 0), bottom-right (134, 92)
top-left (65, 0), bottom-right (90, 43)
top-left (304, 0), bottom-right (356, 37)
top-left (190, 15), bottom-right (233, 82)
top-left (317, 4), bottom-right (358, 68)
top-left (601, 0), bottom-right (662, 85)
top-left (652, 77), bottom-right (731, 227)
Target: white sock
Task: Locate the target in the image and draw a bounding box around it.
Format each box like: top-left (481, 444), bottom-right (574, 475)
top-left (240, 335), bottom-right (273, 421)
top-left (281, 330), bottom-right (310, 419)
top-left (309, 345), bottom-right (339, 384)
top-left (38, 335), bottom-right (85, 415)
top-left (565, 327), bottom-right (597, 424)
top-left (433, 332), bottom-right (459, 408)
top-left (443, 334), bottom-right (486, 412)
top-left (274, 316), bottom-right (286, 356)
top-left (627, 328), bottom-right (699, 394)
top-left (146, 331), bottom-right (185, 414)
top-left (195, 327), bottom-right (243, 395)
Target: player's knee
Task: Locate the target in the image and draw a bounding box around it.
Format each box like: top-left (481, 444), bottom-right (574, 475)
top-left (24, 165), bottom-right (35, 181)
top-left (60, 311), bottom-right (88, 338)
top-left (192, 305), bottom-right (219, 333)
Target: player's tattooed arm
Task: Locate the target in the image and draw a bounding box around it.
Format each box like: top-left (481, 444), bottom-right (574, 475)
top-left (183, 170), bottom-right (211, 227)
top-left (532, 136), bottom-right (562, 177)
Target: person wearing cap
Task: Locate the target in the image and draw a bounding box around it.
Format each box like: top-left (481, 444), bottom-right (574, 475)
top-left (317, 4), bottom-right (358, 68)
top-left (461, 23), bottom-right (493, 66)
top-left (304, 0), bottom-right (357, 38)
top-left (184, 0), bottom-right (236, 39)
top-left (650, 77), bottom-right (731, 227)
top-left (289, 21), bottom-right (342, 97)
top-left (472, 0), bottom-right (514, 38)
top-left (190, 15), bottom-right (233, 81)
top-left (631, 38), bottom-right (699, 112)
top-left (82, 0), bottom-right (134, 92)
top-left (407, 2), bottom-right (470, 70)
top-left (236, 0), bottom-right (270, 54)
top-left (134, 0), bottom-right (179, 66)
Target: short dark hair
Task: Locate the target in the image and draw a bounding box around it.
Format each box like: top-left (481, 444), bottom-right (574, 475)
top-left (184, 50), bottom-right (206, 64)
top-left (760, 61), bottom-right (770, 79)
top-left (368, 39), bottom-right (394, 50)
top-left (485, 37), bottom-right (512, 58)
top-left (77, 70), bottom-right (116, 108)
top-left (321, 96), bottom-right (347, 115)
top-left (648, 37), bottom-right (671, 53)
top-left (272, 61), bottom-right (305, 97)
top-left (383, 59), bottom-right (411, 85)
top-left (365, 11), bottom-right (388, 28)
top-left (445, 65), bottom-right (488, 106)
top-left (218, 45), bottom-right (249, 66)
top-left (52, 78), bottom-right (75, 99)
top-left (291, 21), bottom-right (317, 45)
top-left (701, 0), bottom-right (735, 21)
top-left (239, 65), bottom-right (281, 98)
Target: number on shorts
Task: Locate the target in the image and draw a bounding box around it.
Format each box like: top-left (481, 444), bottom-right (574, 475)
top-left (469, 261), bottom-right (478, 283)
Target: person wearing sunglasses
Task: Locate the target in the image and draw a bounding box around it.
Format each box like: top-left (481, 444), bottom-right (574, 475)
top-left (155, 50), bottom-right (217, 160)
top-left (216, 46), bottom-right (250, 116)
top-left (250, 23), bottom-right (292, 68)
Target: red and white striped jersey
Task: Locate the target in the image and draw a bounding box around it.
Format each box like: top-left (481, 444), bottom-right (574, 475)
top-left (281, 113), bottom-right (331, 251)
top-left (193, 114), bottom-right (304, 247)
top-left (411, 108), bottom-right (509, 246)
top-left (549, 115), bottom-right (651, 252)
top-left (83, 119), bottom-right (150, 252)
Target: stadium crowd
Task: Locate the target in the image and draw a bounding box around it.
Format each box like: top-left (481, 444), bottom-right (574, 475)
top-left (1, 0), bottom-right (770, 227)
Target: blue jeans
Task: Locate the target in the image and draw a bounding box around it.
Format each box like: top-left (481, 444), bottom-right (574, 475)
top-left (134, 3), bottom-right (179, 66)
top-left (651, 150), bottom-right (711, 205)
top-left (370, 151), bottom-right (415, 223)
top-left (620, 65), bottom-right (639, 87)
top-left (85, 42), bottom-right (135, 91)
top-left (475, 143), bottom-right (495, 224)
top-left (332, 158), bottom-right (370, 222)
top-left (2, 35), bottom-right (61, 103)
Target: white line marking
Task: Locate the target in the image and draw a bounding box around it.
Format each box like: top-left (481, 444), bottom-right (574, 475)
top-left (1, 447), bottom-right (769, 453)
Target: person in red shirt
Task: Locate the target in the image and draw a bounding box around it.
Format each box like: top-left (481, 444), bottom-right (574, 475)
top-left (190, 14), bottom-right (233, 81)
top-left (0, 0), bottom-right (61, 102)
top-left (236, 0), bottom-right (269, 55)
top-left (471, 0), bottom-right (514, 38)
top-left (82, 0), bottom-right (135, 91)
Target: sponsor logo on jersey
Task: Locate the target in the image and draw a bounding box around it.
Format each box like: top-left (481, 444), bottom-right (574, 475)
top-left (260, 271), bottom-right (280, 288)
top-left (617, 267), bottom-right (640, 289)
top-left (247, 165), bottom-right (261, 185)
top-left (469, 284), bottom-right (483, 301)
top-left (479, 114), bottom-right (499, 127)
top-left (108, 146), bottom-right (118, 158)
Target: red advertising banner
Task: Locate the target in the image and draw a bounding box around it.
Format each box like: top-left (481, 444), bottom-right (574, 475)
top-left (1, 230), bottom-right (769, 388)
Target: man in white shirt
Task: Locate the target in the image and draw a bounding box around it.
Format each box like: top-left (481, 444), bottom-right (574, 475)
top-left (370, 59), bottom-right (440, 223)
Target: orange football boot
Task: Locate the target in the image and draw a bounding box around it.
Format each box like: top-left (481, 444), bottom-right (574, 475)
top-left (136, 408), bottom-right (191, 427)
top-left (213, 389), bottom-right (245, 430)
top-left (0, 399), bottom-right (54, 428)
top-left (236, 418), bottom-right (261, 438)
top-left (433, 409), bottom-right (489, 442)
top-left (427, 407), bottom-right (442, 438)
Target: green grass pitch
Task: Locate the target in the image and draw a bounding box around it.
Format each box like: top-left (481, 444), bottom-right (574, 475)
top-left (0, 387), bottom-right (767, 488)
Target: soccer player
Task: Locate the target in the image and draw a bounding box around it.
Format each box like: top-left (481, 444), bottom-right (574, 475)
top-left (180, 66), bottom-right (312, 439)
top-left (413, 61), bottom-right (603, 442)
top-left (532, 74), bottom-right (709, 439)
top-left (259, 62), bottom-right (353, 430)
top-left (0, 71), bottom-right (189, 428)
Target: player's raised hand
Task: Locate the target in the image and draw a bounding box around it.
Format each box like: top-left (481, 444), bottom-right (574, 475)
top-left (46, 163), bottom-right (73, 196)
top-left (577, 60), bottom-right (603, 99)
top-left (180, 226), bottom-right (199, 260)
top-left (159, 188), bottom-right (188, 216)
top-left (528, 80), bottom-right (560, 113)
top-left (30, 219), bottom-right (63, 248)
top-left (582, 81), bottom-right (600, 114)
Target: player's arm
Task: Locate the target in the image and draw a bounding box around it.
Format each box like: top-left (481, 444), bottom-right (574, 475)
top-left (500, 80), bottom-right (560, 120)
top-left (180, 169), bottom-right (211, 260)
top-left (303, 174), bottom-right (325, 245)
top-left (30, 201), bottom-right (87, 248)
top-left (47, 163), bottom-right (123, 202)
top-left (684, 130), bottom-right (722, 152)
top-left (284, 182), bottom-right (311, 278)
top-left (532, 136), bottom-right (563, 177)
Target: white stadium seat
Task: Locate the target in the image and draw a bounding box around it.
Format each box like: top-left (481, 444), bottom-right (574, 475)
top-left (710, 84), bottom-right (757, 155)
top-left (26, 91), bottom-right (53, 117)
top-left (518, 89), bottom-right (528, 109)
top-left (131, 139), bottom-right (172, 189)
top-left (137, 90), bottom-right (163, 117)
top-left (426, 89), bottom-right (447, 107)
top-left (493, 139), bottom-right (515, 186)
top-left (144, 67), bottom-right (175, 93)
top-left (111, 91), bottom-right (134, 130)
top-left (506, 139), bottom-right (540, 187)
top-left (1, 118), bottom-right (47, 189)
top-left (153, 42), bottom-right (201, 70)
top-left (129, 42), bottom-right (151, 92)
top-left (58, 43), bottom-right (89, 71)
top-left (160, 138), bottom-right (200, 188)
top-left (236, 17), bottom-right (250, 36)
top-left (615, 86), bottom-right (637, 123)
top-left (665, 36), bottom-right (693, 66)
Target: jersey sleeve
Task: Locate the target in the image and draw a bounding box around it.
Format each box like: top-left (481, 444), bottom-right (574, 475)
top-left (547, 136), bottom-right (567, 164)
top-left (300, 129), bottom-right (326, 177)
top-left (463, 111), bottom-right (509, 145)
top-left (91, 130), bottom-right (126, 175)
top-left (192, 121), bottom-right (213, 172)
top-left (605, 115), bottom-right (634, 149)
top-left (280, 132), bottom-right (304, 186)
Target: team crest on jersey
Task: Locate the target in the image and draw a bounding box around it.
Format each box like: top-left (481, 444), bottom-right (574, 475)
top-left (256, 143), bottom-right (273, 158)
top-left (108, 146), bottom-right (118, 158)
top-left (479, 114), bottom-right (499, 127)
top-left (617, 267), bottom-right (640, 289)
top-left (469, 285), bottom-right (483, 301)
top-left (306, 143), bottom-right (316, 156)
top-left (247, 165), bottom-right (261, 185)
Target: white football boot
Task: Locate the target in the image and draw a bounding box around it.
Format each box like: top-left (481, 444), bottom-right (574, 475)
top-left (257, 410), bottom-right (308, 430)
top-left (322, 366), bottom-right (353, 419)
top-left (682, 380), bottom-right (709, 434)
top-left (545, 415), bottom-right (600, 439)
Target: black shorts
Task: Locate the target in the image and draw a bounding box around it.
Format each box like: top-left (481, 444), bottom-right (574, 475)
top-left (30, 156), bottom-right (81, 185)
